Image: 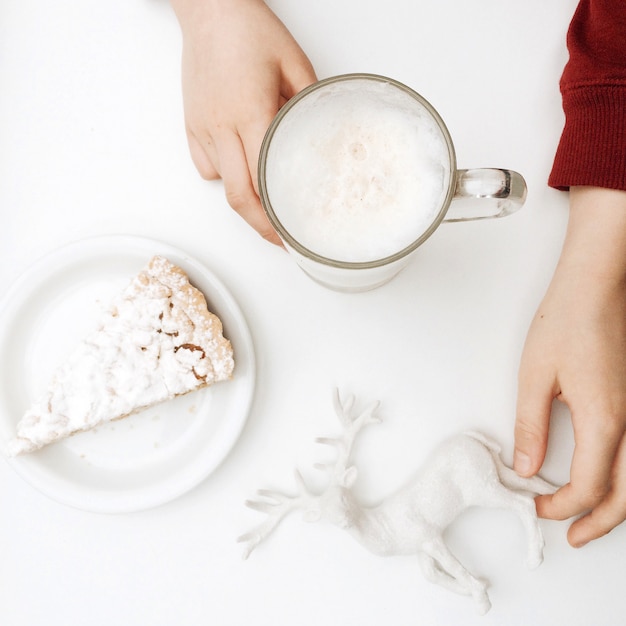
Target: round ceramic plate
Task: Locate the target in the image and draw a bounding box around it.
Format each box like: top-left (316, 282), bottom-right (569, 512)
top-left (0, 235), bottom-right (255, 513)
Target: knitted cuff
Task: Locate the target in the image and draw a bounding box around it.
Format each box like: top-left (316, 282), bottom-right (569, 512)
top-left (548, 83), bottom-right (626, 192)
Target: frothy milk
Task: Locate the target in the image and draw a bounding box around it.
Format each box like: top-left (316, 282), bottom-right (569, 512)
top-left (263, 78), bottom-right (452, 263)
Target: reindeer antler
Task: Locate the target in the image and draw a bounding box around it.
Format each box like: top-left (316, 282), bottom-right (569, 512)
top-left (315, 389), bottom-right (381, 483)
top-left (237, 469), bottom-right (316, 559)
top-left (239, 390), bottom-right (382, 558)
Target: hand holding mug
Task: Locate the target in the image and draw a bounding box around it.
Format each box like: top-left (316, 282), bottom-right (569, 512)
top-left (170, 0), bottom-right (317, 244)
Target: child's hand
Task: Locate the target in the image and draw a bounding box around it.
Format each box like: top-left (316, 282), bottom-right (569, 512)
top-left (170, 0), bottom-right (317, 244)
top-left (515, 186), bottom-right (626, 547)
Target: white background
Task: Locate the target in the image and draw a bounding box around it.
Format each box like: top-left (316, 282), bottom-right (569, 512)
top-left (2, 0), bottom-right (623, 624)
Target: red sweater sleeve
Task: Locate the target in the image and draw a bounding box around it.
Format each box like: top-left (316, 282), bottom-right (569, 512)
top-left (548, 0), bottom-right (626, 191)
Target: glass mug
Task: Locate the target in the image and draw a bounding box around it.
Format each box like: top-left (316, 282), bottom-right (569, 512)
top-left (258, 73), bottom-right (527, 292)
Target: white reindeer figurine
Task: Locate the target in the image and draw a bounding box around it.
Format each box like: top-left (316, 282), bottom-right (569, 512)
top-left (239, 391), bottom-right (556, 615)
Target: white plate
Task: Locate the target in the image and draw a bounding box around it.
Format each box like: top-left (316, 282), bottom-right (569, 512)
top-left (0, 235), bottom-right (255, 513)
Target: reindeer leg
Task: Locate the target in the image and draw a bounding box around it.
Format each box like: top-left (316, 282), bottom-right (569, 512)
top-left (418, 552), bottom-right (471, 596)
top-left (420, 538), bottom-right (491, 615)
top-left (478, 481), bottom-right (547, 570)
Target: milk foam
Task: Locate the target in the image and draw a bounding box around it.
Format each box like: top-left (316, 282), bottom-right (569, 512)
top-left (265, 79), bottom-right (451, 263)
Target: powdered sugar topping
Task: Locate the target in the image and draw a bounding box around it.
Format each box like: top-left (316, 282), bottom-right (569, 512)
top-left (7, 256), bottom-right (234, 455)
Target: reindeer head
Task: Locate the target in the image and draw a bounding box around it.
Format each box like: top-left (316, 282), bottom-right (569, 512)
top-left (238, 390), bottom-right (381, 557)
top-left (306, 464), bottom-right (360, 529)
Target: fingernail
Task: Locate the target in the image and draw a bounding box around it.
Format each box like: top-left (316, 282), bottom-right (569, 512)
top-left (514, 450), bottom-right (532, 476)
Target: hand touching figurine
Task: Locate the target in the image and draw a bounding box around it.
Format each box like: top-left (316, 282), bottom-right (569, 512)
top-left (239, 391), bottom-right (556, 615)
top-left (515, 187), bottom-right (626, 548)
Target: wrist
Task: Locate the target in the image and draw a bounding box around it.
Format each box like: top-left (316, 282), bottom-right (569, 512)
top-left (556, 186), bottom-right (626, 287)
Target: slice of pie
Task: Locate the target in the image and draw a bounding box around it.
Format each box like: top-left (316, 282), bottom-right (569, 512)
top-left (7, 255), bottom-right (235, 455)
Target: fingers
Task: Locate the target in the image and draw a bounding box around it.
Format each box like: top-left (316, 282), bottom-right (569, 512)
top-left (537, 416), bottom-right (621, 516)
top-left (568, 504), bottom-right (626, 548)
top-left (514, 365), bottom-right (554, 477)
top-left (239, 115), bottom-right (275, 197)
top-left (566, 433), bottom-right (626, 546)
top-left (535, 417), bottom-right (625, 548)
top-left (214, 129), bottom-right (282, 246)
top-left (517, 381), bottom-right (626, 548)
top-left (186, 125), bottom-right (282, 246)
top-left (239, 60), bottom-right (316, 197)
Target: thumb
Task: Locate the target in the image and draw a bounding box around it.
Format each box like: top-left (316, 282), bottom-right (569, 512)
top-left (514, 373), bottom-right (554, 477)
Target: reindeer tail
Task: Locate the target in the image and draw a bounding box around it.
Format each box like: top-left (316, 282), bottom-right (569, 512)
top-left (463, 430), bottom-right (502, 455)
top-left (464, 431), bottom-right (558, 496)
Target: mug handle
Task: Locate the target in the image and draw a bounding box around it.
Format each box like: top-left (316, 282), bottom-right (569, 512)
top-left (443, 168), bottom-right (527, 222)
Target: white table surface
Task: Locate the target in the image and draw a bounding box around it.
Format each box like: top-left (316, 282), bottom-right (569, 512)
top-left (2, 1), bottom-right (623, 624)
